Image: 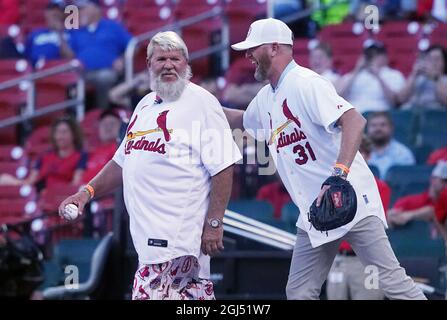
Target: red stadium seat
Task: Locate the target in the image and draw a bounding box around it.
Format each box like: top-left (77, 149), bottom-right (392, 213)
top-left (0, 145), bottom-right (27, 165)
top-left (25, 125), bottom-right (52, 162)
top-left (378, 21), bottom-right (423, 39)
top-left (0, 101), bottom-right (20, 144)
top-left (39, 184), bottom-right (80, 213)
top-left (0, 198), bottom-right (38, 217)
top-left (0, 185), bottom-right (37, 201)
top-left (0, 162), bottom-right (29, 179)
top-left (225, 4), bottom-right (267, 47)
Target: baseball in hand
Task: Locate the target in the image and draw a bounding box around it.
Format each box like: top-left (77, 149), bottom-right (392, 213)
top-left (63, 203), bottom-right (79, 221)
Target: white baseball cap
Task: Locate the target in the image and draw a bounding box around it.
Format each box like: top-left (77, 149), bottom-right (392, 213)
top-left (231, 18), bottom-right (294, 51)
top-left (432, 161), bottom-right (447, 179)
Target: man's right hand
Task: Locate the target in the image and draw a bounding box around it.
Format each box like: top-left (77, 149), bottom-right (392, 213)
top-left (58, 190), bottom-right (91, 219)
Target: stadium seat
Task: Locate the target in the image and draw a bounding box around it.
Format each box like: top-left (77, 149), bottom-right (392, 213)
top-left (25, 125), bottom-right (51, 162)
top-left (39, 236), bottom-right (103, 291)
top-left (0, 198), bottom-right (38, 217)
top-left (388, 110), bottom-right (417, 147)
top-left (0, 161), bottom-right (29, 180)
top-left (385, 165), bottom-right (433, 205)
top-left (43, 233), bottom-right (113, 299)
top-left (38, 184), bottom-right (80, 214)
top-left (387, 221), bottom-right (445, 258)
top-left (411, 145), bottom-right (433, 165)
top-left (0, 145), bottom-right (27, 165)
top-left (417, 131), bottom-right (447, 151)
top-left (281, 201), bottom-right (299, 230)
top-left (0, 185), bottom-right (37, 202)
top-left (224, 0), bottom-right (267, 59)
top-left (227, 200), bottom-right (274, 223)
top-left (418, 110), bottom-right (447, 134)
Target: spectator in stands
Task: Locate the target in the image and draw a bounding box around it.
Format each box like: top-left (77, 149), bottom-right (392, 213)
top-left (366, 112), bottom-right (415, 179)
top-left (0, 35), bottom-right (21, 58)
top-left (326, 136), bottom-right (391, 300)
top-left (336, 42), bottom-right (405, 113)
top-left (0, 0), bottom-right (20, 25)
top-left (427, 146), bottom-right (447, 165)
top-left (109, 72), bottom-right (151, 109)
top-left (434, 186), bottom-right (447, 253)
top-left (0, 116), bottom-right (87, 190)
top-left (221, 57), bottom-right (265, 109)
top-left (311, 0), bottom-right (349, 28)
top-left (309, 42), bottom-right (339, 85)
top-left (66, 0), bottom-right (132, 109)
top-left (256, 174), bottom-right (291, 219)
top-left (417, 0), bottom-right (447, 22)
top-left (387, 161), bottom-right (447, 226)
top-left (397, 45), bottom-right (447, 110)
top-left (24, 0), bottom-right (73, 67)
top-left (82, 109), bottom-right (122, 183)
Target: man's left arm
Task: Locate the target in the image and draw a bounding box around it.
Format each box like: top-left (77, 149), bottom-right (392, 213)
top-left (201, 165), bottom-right (234, 256)
top-left (316, 109), bottom-right (366, 206)
top-left (335, 108), bottom-right (367, 168)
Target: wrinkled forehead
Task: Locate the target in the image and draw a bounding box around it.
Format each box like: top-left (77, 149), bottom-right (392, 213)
top-left (149, 46), bottom-right (186, 60)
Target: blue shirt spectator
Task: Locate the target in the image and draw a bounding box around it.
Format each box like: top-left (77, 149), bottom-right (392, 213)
top-left (24, 0), bottom-right (71, 66)
top-left (25, 29), bottom-right (70, 66)
top-left (68, 18), bottom-right (131, 71)
top-left (366, 112), bottom-right (415, 178)
top-left (369, 139), bottom-right (416, 179)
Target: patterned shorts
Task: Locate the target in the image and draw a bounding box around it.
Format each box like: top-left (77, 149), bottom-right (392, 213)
top-left (131, 255), bottom-right (215, 300)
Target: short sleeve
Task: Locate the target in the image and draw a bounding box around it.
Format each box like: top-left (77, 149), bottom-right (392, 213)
top-left (111, 95), bottom-right (148, 167)
top-left (398, 144), bottom-right (416, 165)
top-left (200, 98), bottom-right (242, 176)
top-left (300, 76), bottom-right (355, 134)
top-left (243, 95), bottom-right (267, 141)
top-left (435, 188), bottom-right (447, 223)
top-left (112, 134), bottom-right (126, 168)
top-left (389, 70), bottom-right (405, 92)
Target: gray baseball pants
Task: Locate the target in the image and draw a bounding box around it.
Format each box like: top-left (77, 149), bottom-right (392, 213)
top-left (286, 216), bottom-right (427, 300)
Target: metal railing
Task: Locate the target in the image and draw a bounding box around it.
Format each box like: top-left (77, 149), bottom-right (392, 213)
top-left (124, 6), bottom-right (229, 84)
top-left (224, 209), bottom-right (296, 250)
top-left (0, 59), bottom-right (85, 129)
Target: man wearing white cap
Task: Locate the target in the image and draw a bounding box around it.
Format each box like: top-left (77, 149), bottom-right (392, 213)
top-left (223, 18), bottom-right (426, 300)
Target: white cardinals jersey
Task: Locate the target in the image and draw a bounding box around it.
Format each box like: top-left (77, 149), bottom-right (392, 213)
top-left (113, 82), bottom-right (242, 278)
top-left (243, 61), bottom-right (387, 248)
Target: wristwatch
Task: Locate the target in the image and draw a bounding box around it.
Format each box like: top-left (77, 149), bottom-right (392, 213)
top-left (208, 218), bottom-right (223, 229)
top-left (332, 167), bottom-right (348, 179)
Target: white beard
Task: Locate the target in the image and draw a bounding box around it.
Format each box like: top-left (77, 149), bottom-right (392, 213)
top-left (150, 65), bottom-right (192, 102)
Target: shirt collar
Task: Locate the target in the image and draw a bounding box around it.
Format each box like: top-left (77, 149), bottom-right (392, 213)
top-left (271, 60), bottom-right (297, 93)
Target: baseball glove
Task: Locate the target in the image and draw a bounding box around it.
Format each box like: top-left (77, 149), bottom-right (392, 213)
top-left (308, 176), bottom-right (357, 233)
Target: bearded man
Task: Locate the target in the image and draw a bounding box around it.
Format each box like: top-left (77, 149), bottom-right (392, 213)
top-left (58, 31), bottom-right (242, 300)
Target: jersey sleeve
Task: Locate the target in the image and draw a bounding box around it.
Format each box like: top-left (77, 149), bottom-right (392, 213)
top-left (243, 94), bottom-right (268, 141)
top-left (112, 95), bottom-right (149, 167)
top-left (200, 97), bottom-right (242, 176)
top-left (300, 76), bottom-right (355, 134)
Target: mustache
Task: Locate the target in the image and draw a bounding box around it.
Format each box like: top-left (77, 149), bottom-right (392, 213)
top-left (160, 70), bottom-right (179, 77)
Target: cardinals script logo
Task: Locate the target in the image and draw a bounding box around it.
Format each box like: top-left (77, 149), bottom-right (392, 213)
top-left (269, 99), bottom-right (318, 165)
top-left (125, 110), bottom-right (173, 155)
top-left (269, 99), bottom-right (307, 151)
